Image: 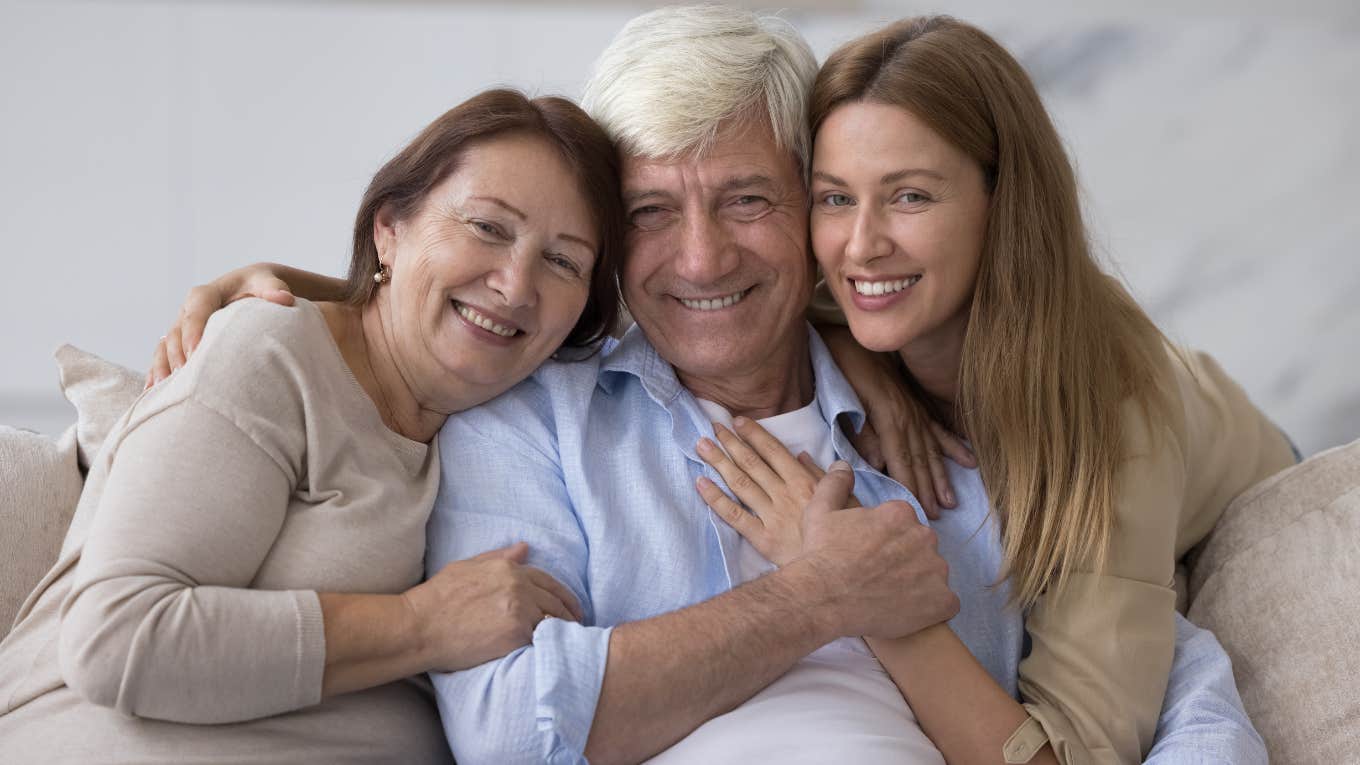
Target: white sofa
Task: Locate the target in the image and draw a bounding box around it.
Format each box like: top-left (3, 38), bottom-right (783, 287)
top-left (3, 346), bottom-right (1357, 762)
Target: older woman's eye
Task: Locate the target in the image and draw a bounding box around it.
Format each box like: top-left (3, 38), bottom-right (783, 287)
top-left (546, 253), bottom-right (582, 277)
top-left (470, 219), bottom-right (508, 239)
top-left (894, 191), bottom-right (930, 205)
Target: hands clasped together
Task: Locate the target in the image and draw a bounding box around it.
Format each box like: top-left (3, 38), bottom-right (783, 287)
top-left (695, 416), bottom-right (961, 640)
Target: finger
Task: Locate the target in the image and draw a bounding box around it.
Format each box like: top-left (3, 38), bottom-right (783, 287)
top-left (930, 420), bottom-right (977, 468)
top-left (697, 475), bottom-right (763, 539)
top-left (885, 446), bottom-right (917, 500)
top-left (697, 433), bottom-right (773, 511)
top-left (852, 420), bottom-right (886, 470)
top-left (712, 423), bottom-right (785, 491)
top-left (926, 446), bottom-right (955, 510)
top-left (473, 541), bottom-right (529, 563)
top-left (905, 422), bottom-right (940, 520)
top-left (805, 461), bottom-right (856, 518)
top-left (525, 568), bottom-right (583, 622)
top-left (796, 452), bottom-right (861, 508)
top-left (529, 586), bottom-right (577, 624)
top-left (261, 287), bottom-right (295, 306)
top-left (180, 285), bottom-right (221, 357)
top-left (164, 323), bottom-right (186, 372)
top-left (732, 416), bottom-right (814, 485)
top-left (149, 337), bottom-right (172, 386)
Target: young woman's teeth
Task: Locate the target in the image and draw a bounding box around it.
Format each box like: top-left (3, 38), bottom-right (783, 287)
top-left (456, 303), bottom-right (519, 337)
top-left (853, 275), bottom-right (920, 296)
top-left (680, 289), bottom-right (749, 312)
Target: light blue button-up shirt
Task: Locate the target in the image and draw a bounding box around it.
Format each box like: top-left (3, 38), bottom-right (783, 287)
top-left (426, 324), bottom-right (1264, 765)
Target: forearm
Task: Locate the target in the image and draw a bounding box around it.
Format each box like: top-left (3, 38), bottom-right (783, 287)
top-left (867, 625), bottom-right (1057, 765)
top-left (585, 560), bottom-right (836, 764)
top-left (317, 592), bottom-right (427, 699)
top-left (253, 262), bottom-right (348, 302)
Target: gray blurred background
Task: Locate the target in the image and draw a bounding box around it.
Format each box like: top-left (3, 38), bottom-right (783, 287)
top-left (2, 0), bottom-right (1357, 455)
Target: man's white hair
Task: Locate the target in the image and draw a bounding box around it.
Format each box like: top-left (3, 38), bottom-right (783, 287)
top-left (582, 5), bottom-right (818, 171)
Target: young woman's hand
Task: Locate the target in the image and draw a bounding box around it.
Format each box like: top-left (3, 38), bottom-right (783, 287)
top-left (402, 542), bottom-right (582, 673)
top-left (817, 324), bottom-right (975, 518)
top-left (147, 263), bottom-right (296, 388)
top-left (694, 417), bottom-right (859, 566)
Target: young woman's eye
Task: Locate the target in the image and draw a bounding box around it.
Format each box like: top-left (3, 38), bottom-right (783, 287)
top-left (821, 193), bottom-right (852, 207)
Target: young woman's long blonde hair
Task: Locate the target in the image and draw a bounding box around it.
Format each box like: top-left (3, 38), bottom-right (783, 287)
top-left (811, 17), bottom-right (1175, 608)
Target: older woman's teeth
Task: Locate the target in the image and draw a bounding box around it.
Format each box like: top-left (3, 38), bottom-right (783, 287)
top-left (456, 304), bottom-right (519, 337)
top-left (680, 288), bottom-right (749, 312)
top-left (853, 276), bottom-right (921, 296)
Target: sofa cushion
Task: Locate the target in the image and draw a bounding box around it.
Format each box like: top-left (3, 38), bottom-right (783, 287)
top-left (1187, 439), bottom-right (1360, 764)
top-left (0, 425), bottom-right (82, 637)
top-left (54, 344), bottom-right (143, 470)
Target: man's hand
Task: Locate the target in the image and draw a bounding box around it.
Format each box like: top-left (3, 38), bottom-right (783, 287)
top-left (147, 263), bottom-right (296, 388)
top-left (792, 462), bottom-right (959, 640)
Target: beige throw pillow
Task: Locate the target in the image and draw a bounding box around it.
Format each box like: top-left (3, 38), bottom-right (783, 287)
top-left (54, 344), bottom-right (144, 470)
top-left (0, 425), bottom-right (83, 638)
top-left (1187, 439), bottom-right (1360, 764)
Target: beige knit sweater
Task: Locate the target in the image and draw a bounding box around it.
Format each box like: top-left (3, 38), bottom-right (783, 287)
top-left (0, 299), bottom-right (451, 763)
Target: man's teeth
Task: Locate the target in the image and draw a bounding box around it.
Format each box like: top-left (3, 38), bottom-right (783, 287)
top-left (679, 289), bottom-right (750, 312)
top-left (853, 275), bottom-right (921, 296)
top-left (457, 303), bottom-right (519, 337)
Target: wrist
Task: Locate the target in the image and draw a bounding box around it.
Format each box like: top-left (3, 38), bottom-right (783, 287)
top-left (397, 588), bottom-right (433, 671)
top-left (774, 556), bottom-right (845, 643)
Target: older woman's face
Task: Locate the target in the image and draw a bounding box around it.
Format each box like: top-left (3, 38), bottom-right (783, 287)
top-left (375, 132), bottom-right (597, 408)
top-left (810, 101), bottom-right (989, 357)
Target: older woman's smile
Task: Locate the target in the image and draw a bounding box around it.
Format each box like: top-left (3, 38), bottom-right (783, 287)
top-left (452, 300), bottom-right (523, 339)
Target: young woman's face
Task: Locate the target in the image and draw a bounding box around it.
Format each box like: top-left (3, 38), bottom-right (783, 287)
top-left (810, 101), bottom-right (990, 356)
top-left (375, 132), bottom-right (598, 407)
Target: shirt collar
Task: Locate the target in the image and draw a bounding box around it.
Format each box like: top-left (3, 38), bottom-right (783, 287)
top-left (599, 321), bottom-right (868, 437)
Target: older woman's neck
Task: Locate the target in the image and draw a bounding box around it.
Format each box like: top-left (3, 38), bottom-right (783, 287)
top-left (321, 301), bottom-right (449, 444)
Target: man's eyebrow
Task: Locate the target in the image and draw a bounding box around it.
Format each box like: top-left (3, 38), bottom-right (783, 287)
top-left (623, 189), bottom-right (669, 206)
top-left (716, 174), bottom-right (776, 194)
top-left (470, 195), bottom-right (526, 219)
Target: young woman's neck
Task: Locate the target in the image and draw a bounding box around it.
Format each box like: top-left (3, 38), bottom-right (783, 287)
top-left (897, 312), bottom-right (968, 432)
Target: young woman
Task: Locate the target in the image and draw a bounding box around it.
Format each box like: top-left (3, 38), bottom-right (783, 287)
top-left (0, 89), bottom-right (623, 763)
top-left (694, 16), bottom-right (1295, 765)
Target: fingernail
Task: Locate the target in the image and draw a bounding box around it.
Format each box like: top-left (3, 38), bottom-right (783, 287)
top-left (945, 489), bottom-right (955, 506)
top-left (733, 416), bottom-right (750, 428)
top-left (830, 460), bottom-right (851, 473)
top-left (697, 438), bottom-right (715, 454)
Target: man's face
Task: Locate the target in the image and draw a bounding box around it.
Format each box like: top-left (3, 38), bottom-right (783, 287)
top-left (620, 120), bottom-right (814, 383)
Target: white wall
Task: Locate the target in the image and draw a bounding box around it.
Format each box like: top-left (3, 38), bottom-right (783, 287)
top-left (2, 0), bottom-right (1358, 454)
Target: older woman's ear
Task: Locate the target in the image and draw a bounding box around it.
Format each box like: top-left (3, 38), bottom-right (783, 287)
top-left (372, 202), bottom-right (401, 265)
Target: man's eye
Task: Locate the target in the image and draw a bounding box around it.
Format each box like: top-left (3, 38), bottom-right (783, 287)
top-left (629, 206), bottom-right (671, 231)
top-left (729, 195), bottom-right (771, 219)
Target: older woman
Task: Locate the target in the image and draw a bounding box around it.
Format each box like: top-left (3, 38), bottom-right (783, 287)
top-left (0, 88), bottom-right (622, 763)
top-left (693, 16), bottom-right (1293, 765)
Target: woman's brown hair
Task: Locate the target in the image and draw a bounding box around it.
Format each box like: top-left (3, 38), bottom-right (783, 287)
top-left (346, 88), bottom-right (623, 348)
top-left (811, 17), bottom-right (1175, 607)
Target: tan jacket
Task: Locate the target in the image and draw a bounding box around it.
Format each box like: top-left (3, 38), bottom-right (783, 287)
top-left (1016, 344), bottom-right (1295, 763)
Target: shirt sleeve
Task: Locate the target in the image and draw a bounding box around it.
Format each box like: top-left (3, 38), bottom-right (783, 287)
top-left (426, 389), bottom-right (612, 765)
top-left (59, 399), bottom-right (325, 724)
top-left (1017, 405), bottom-right (1184, 764)
top-left (1143, 612), bottom-right (1267, 765)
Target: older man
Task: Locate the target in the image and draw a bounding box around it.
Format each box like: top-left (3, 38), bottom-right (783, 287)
top-left (157, 7), bottom-right (1266, 765)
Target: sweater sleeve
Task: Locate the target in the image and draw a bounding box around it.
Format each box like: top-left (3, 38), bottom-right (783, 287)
top-left (58, 399), bottom-right (326, 724)
top-left (1017, 404), bottom-right (1184, 764)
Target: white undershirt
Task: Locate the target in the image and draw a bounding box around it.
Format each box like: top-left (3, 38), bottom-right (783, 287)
top-left (645, 399), bottom-right (943, 765)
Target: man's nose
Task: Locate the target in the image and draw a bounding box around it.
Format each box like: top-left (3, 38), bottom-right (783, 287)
top-left (675, 213), bottom-right (739, 285)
